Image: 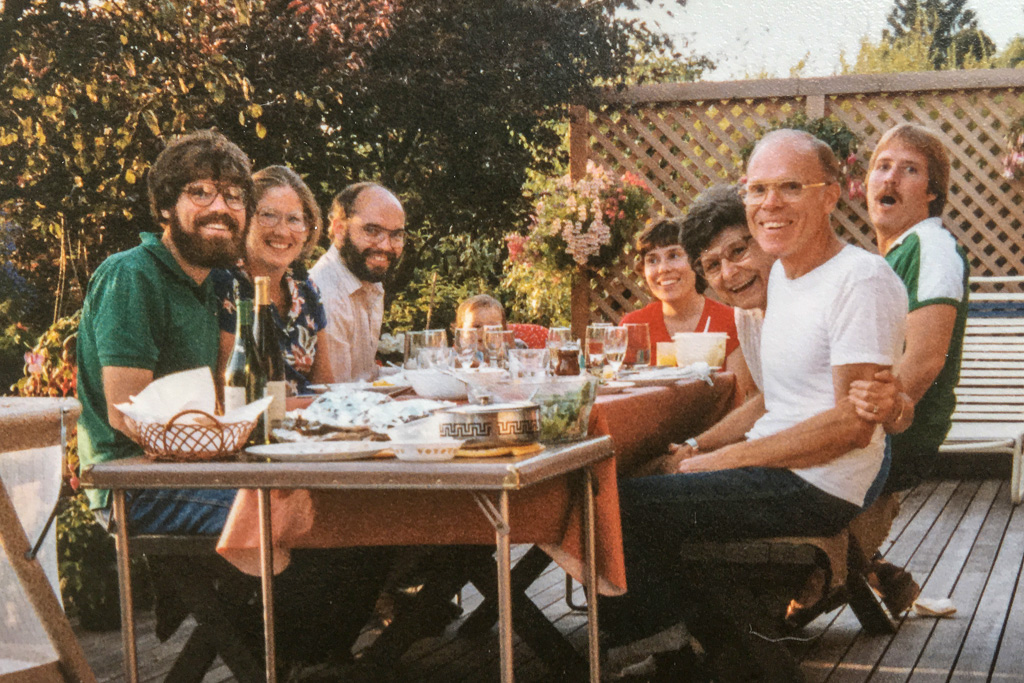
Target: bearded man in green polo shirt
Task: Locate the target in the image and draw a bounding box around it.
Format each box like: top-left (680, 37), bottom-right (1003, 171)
top-left (77, 128), bottom-right (252, 533)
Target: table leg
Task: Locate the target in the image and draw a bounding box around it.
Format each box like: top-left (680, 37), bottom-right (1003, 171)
top-left (497, 490), bottom-right (514, 683)
top-left (257, 489), bottom-right (277, 683)
top-left (112, 490), bottom-right (138, 683)
top-left (583, 466), bottom-right (600, 683)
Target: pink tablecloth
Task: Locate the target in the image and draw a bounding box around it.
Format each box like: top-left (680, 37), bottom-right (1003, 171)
top-left (216, 373), bottom-right (737, 596)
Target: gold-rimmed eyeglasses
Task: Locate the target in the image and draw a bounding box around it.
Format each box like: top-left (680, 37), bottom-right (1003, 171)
top-left (740, 180), bottom-right (829, 206)
top-left (255, 208), bottom-right (310, 234)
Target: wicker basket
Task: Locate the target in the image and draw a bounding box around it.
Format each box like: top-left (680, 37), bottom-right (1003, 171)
top-left (124, 409), bottom-right (258, 461)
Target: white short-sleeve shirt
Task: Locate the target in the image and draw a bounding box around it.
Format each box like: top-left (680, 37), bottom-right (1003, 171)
top-left (747, 245), bottom-right (908, 506)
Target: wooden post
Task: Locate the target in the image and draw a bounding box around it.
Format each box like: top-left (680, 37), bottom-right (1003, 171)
top-left (569, 104), bottom-right (590, 340)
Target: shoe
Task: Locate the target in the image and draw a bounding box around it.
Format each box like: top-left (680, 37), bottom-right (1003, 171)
top-left (872, 560), bottom-right (921, 616)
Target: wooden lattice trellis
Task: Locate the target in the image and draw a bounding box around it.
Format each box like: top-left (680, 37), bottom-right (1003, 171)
top-left (569, 69), bottom-right (1024, 334)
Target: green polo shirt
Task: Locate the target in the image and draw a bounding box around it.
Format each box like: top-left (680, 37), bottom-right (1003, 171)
top-left (885, 218), bottom-right (969, 454)
top-left (77, 232), bottom-right (221, 509)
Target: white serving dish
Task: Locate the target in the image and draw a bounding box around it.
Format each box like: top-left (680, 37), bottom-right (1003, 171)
top-left (405, 369), bottom-right (468, 400)
top-left (387, 439), bottom-right (464, 462)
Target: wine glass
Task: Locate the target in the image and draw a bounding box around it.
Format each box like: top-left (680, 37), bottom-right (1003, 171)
top-left (453, 328), bottom-right (479, 370)
top-left (585, 324), bottom-right (608, 377)
top-left (546, 326), bottom-right (572, 372)
top-left (624, 322), bottom-right (651, 368)
top-left (403, 330), bottom-right (427, 369)
top-left (603, 326), bottom-right (628, 378)
top-left (483, 325), bottom-right (506, 369)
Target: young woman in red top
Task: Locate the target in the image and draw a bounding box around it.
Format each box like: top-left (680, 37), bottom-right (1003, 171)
top-left (621, 216), bottom-right (754, 394)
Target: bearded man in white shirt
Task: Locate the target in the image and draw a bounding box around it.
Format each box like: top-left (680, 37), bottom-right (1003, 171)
top-left (310, 182), bottom-right (406, 382)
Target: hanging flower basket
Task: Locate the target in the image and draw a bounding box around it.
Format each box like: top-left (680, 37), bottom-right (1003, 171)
top-left (508, 161), bottom-right (654, 274)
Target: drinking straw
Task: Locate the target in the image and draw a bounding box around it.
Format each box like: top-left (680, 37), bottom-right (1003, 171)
top-left (703, 316), bottom-right (711, 332)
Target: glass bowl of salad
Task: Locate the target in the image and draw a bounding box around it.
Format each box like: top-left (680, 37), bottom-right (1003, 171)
top-left (532, 375), bottom-right (599, 443)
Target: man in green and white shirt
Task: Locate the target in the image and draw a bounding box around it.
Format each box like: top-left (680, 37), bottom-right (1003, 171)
top-left (866, 123), bottom-right (969, 491)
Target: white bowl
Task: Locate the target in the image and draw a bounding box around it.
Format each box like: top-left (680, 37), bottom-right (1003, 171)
top-left (388, 439), bottom-right (464, 462)
top-left (405, 369), bottom-right (468, 400)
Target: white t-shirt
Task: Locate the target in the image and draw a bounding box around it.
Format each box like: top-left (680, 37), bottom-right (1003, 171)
top-left (734, 307), bottom-right (764, 391)
top-left (747, 245), bottom-right (908, 506)
top-left (309, 245), bottom-right (385, 382)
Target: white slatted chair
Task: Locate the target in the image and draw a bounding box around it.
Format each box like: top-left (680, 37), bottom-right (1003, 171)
top-left (939, 277), bottom-right (1024, 504)
top-left (0, 398), bottom-right (95, 683)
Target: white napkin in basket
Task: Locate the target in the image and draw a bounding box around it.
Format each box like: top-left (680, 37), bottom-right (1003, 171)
top-left (115, 367), bottom-right (271, 425)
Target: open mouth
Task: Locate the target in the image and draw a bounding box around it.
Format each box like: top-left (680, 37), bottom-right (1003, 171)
top-left (879, 195), bottom-right (897, 206)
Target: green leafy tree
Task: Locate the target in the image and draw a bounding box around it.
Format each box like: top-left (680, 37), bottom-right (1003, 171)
top-left (1, 0), bottom-right (676, 345)
top-left (882, 0), bottom-right (995, 69)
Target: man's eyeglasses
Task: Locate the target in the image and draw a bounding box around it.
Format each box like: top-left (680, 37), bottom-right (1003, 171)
top-left (256, 209), bottom-right (309, 234)
top-left (183, 182), bottom-right (246, 211)
top-left (695, 235), bottom-right (752, 280)
top-left (740, 180), bottom-right (829, 206)
top-left (361, 223), bottom-right (406, 246)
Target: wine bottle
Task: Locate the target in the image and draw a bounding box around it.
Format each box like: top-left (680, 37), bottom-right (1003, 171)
top-left (223, 298), bottom-right (259, 415)
top-left (253, 276), bottom-right (287, 443)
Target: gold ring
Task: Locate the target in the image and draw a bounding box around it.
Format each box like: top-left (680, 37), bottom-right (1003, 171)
top-left (871, 404), bottom-right (878, 414)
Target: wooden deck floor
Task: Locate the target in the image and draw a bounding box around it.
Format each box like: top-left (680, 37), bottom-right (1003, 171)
top-left (75, 473), bottom-right (1024, 682)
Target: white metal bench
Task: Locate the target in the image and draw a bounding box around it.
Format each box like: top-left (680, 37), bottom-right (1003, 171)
top-left (939, 276), bottom-right (1024, 504)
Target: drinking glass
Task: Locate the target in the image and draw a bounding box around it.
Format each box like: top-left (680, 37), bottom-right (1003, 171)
top-left (483, 325), bottom-right (507, 369)
top-left (585, 324), bottom-right (608, 376)
top-left (624, 322), bottom-right (651, 367)
top-left (546, 326), bottom-right (572, 372)
top-left (603, 326), bottom-right (628, 378)
top-left (424, 329), bottom-right (448, 349)
top-left (403, 330), bottom-right (428, 369)
top-left (417, 346), bottom-right (451, 369)
top-left (453, 328), bottom-right (479, 370)
top-left (509, 348), bottom-right (548, 382)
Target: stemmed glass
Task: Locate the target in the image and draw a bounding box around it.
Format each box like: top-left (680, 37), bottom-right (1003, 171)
top-left (453, 328), bottom-right (479, 370)
top-left (483, 325), bottom-right (507, 369)
top-left (546, 326), bottom-right (572, 372)
top-left (585, 324), bottom-right (608, 377)
top-left (603, 326), bottom-right (629, 379)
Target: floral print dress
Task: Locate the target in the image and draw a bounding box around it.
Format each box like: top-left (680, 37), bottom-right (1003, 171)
top-left (211, 265), bottom-right (328, 395)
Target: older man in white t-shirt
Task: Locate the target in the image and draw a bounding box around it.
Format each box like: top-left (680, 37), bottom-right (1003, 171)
top-left (601, 131), bottom-right (909, 663)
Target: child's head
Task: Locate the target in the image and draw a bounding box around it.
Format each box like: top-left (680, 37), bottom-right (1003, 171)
top-left (455, 294), bottom-right (506, 330)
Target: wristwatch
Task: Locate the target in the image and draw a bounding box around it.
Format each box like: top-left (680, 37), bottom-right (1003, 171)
top-left (684, 437), bottom-right (700, 451)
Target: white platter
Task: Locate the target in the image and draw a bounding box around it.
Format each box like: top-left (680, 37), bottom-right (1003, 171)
top-left (597, 380), bottom-right (636, 395)
top-left (622, 368), bottom-right (699, 387)
top-left (245, 441), bottom-right (387, 462)
top-left (307, 381), bottom-right (410, 396)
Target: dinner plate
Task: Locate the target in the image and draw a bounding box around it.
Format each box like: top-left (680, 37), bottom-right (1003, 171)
top-left (306, 381), bottom-right (411, 396)
top-left (597, 380), bottom-right (635, 395)
top-left (622, 368), bottom-right (698, 387)
top-left (245, 441), bottom-right (389, 462)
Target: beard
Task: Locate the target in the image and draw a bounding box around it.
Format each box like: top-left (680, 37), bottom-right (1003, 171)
top-left (169, 210), bottom-right (243, 269)
top-left (339, 233), bottom-right (396, 283)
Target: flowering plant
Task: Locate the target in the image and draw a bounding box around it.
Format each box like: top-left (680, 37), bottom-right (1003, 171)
top-left (509, 161), bottom-right (653, 273)
top-left (1003, 118), bottom-right (1024, 182)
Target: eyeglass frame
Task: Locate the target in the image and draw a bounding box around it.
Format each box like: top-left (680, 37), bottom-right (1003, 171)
top-left (693, 233), bottom-right (755, 280)
top-left (358, 222), bottom-right (407, 247)
top-left (254, 207), bottom-right (312, 234)
top-left (181, 181), bottom-right (247, 211)
top-left (739, 179), bottom-right (830, 206)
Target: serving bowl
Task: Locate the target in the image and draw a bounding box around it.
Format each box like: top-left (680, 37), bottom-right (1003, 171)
top-left (387, 438), bottom-right (464, 462)
top-left (405, 369), bottom-right (468, 400)
top-left (438, 402), bottom-right (540, 447)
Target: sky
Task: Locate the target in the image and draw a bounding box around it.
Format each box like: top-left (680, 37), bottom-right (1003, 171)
top-left (628, 0), bottom-right (1024, 81)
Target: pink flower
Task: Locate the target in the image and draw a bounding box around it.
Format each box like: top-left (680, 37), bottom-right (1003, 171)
top-left (621, 171), bottom-right (648, 190)
top-left (24, 352), bottom-right (44, 375)
top-left (846, 153), bottom-right (858, 166)
top-left (505, 233), bottom-right (527, 262)
top-left (847, 178), bottom-right (865, 200)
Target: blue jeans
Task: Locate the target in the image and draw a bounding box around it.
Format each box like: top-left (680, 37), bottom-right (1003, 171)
top-left (600, 467), bottom-right (860, 643)
top-left (124, 488), bottom-right (238, 535)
